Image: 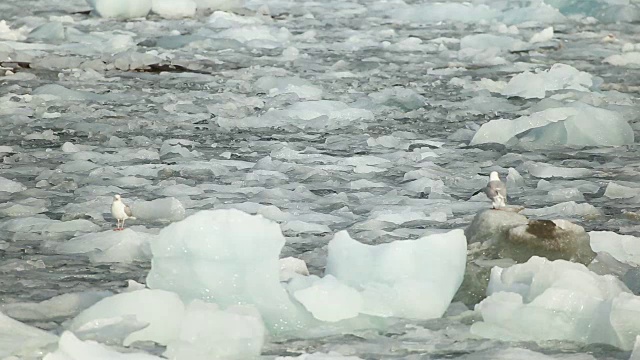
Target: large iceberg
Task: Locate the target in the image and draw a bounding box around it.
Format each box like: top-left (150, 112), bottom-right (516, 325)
top-left (471, 256), bottom-right (640, 350)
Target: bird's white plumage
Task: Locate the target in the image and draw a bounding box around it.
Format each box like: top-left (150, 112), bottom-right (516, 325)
top-left (111, 194), bottom-right (135, 230)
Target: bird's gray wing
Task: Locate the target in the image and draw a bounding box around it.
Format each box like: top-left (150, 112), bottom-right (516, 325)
top-left (124, 205), bottom-right (133, 217)
top-left (485, 180), bottom-right (506, 198)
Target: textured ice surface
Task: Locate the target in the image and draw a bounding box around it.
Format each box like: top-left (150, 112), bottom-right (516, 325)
top-left (130, 197), bottom-right (185, 222)
top-left (0, 310), bottom-right (58, 357)
top-left (70, 289), bottom-right (185, 346)
top-left (590, 232), bottom-right (640, 267)
top-left (151, 0), bottom-right (196, 18)
top-left (55, 229), bottom-right (154, 263)
top-left (322, 229), bottom-right (467, 320)
top-left (2, 0), bottom-right (640, 357)
top-left (1, 291), bottom-right (111, 321)
top-left (44, 331), bottom-right (162, 360)
top-left (146, 209), bottom-right (311, 333)
top-left (164, 300), bottom-right (264, 360)
top-left (472, 256), bottom-right (640, 350)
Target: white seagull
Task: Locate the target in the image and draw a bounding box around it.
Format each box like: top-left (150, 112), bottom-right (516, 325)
top-left (111, 194), bottom-right (135, 231)
top-left (483, 171), bottom-right (507, 209)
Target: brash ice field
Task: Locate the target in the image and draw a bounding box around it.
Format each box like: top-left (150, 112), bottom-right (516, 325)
top-left (1, 0), bottom-right (640, 359)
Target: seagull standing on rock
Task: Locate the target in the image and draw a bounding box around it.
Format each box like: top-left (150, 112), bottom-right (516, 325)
top-left (484, 171), bottom-right (507, 209)
top-left (111, 194), bottom-right (135, 231)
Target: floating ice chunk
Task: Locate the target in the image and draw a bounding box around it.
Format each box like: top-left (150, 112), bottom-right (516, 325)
top-left (193, 0), bottom-right (243, 11)
top-left (501, 64), bottom-right (593, 99)
top-left (605, 52), bottom-right (640, 67)
top-left (254, 76), bottom-right (322, 100)
top-left (369, 87), bottom-right (425, 110)
top-left (529, 27), bottom-right (554, 43)
top-left (390, 3), bottom-right (498, 23)
top-left (522, 201), bottom-right (601, 218)
top-left (604, 182), bottom-right (640, 199)
top-left (146, 209), bottom-right (312, 333)
top-left (506, 168), bottom-right (524, 190)
top-left (1, 291), bottom-right (111, 322)
top-left (548, 187), bottom-right (585, 202)
top-left (276, 353), bottom-right (363, 360)
top-left (280, 257), bottom-right (309, 281)
top-left (0, 217), bottom-right (100, 234)
top-left (294, 275), bottom-right (363, 322)
top-left (111, 51), bottom-right (161, 71)
top-left (218, 101), bottom-right (373, 130)
top-left (590, 232), bottom-right (640, 267)
top-left (325, 229), bottom-right (467, 319)
top-left (28, 22), bottom-right (65, 42)
top-left (472, 256), bottom-right (640, 350)
top-left (0, 310), bottom-right (58, 357)
top-left (87, 0), bottom-right (152, 18)
top-left (130, 197), bottom-right (185, 222)
top-left (208, 10), bottom-right (263, 28)
top-left (282, 220), bottom-right (330, 234)
top-left (165, 300), bottom-right (264, 360)
top-left (632, 336), bottom-right (640, 360)
top-left (0, 20), bottom-right (27, 41)
top-left (33, 84), bottom-right (107, 101)
top-left (43, 331), bottom-right (162, 360)
top-left (350, 179), bottom-right (386, 190)
top-left (152, 0), bottom-right (196, 18)
top-left (460, 34), bottom-right (527, 51)
top-left (523, 162), bottom-right (592, 179)
top-left (61, 142), bottom-right (80, 153)
top-left (0, 176), bottom-right (26, 193)
top-left (156, 183), bottom-right (204, 197)
top-left (71, 289), bottom-right (184, 346)
top-left (56, 229), bottom-right (154, 263)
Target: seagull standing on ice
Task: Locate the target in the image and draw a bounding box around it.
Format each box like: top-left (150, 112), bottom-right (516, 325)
top-left (111, 194), bottom-right (135, 231)
top-left (483, 171), bottom-right (507, 209)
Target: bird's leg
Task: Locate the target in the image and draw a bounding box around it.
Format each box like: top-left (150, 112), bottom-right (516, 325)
top-left (122, 218), bottom-right (126, 230)
top-left (115, 219), bottom-right (121, 231)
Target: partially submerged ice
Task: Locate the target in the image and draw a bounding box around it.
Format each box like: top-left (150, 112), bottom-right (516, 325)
top-left (146, 209), bottom-right (311, 333)
top-left (147, 209), bottom-right (467, 331)
top-left (55, 229), bottom-right (154, 263)
top-left (44, 331), bottom-right (162, 360)
top-left (471, 256), bottom-right (640, 350)
top-left (470, 103), bottom-right (634, 149)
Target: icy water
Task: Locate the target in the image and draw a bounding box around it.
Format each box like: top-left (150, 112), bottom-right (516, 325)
top-left (2, 0), bottom-right (640, 358)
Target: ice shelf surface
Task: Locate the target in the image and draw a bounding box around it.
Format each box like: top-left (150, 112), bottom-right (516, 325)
top-left (1, 0), bottom-right (640, 358)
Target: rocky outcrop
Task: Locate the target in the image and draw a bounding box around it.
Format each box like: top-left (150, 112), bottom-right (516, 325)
top-left (465, 209), bottom-right (596, 265)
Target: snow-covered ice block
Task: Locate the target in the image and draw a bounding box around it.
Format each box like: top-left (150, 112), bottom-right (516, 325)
top-left (1, 291), bottom-right (111, 321)
top-left (208, 10), bottom-right (263, 28)
top-left (164, 300), bottom-right (265, 359)
top-left (460, 34), bottom-right (527, 51)
top-left (151, 0), bottom-right (196, 18)
top-left (87, 0), bottom-right (152, 18)
top-left (146, 209), bottom-right (312, 333)
top-left (324, 229), bottom-right (467, 319)
top-left (43, 331), bottom-right (162, 360)
top-left (130, 197), bottom-right (185, 222)
top-left (70, 289), bottom-right (184, 346)
top-left (193, 0), bottom-right (242, 11)
top-left (590, 231), bottom-right (640, 267)
top-left (470, 104), bottom-right (633, 149)
top-left (0, 176), bottom-right (26, 193)
top-left (56, 229), bottom-right (154, 263)
top-left (471, 256), bottom-right (640, 350)
top-left (0, 310), bottom-right (58, 358)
